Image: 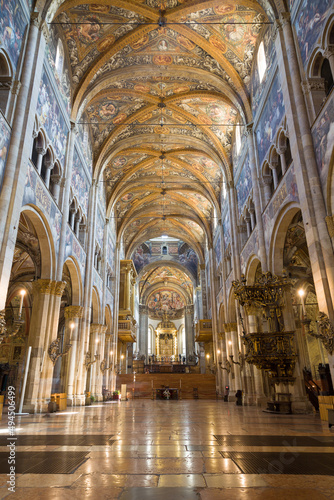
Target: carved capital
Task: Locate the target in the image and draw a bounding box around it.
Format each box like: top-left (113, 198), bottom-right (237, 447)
top-left (262, 174), bottom-right (273, 186)
top-left (302, 78), bottom-right (326, 95)
top-left (245, 123), bottom-right (254, 137)
top-left (185, 305), bottom-right (194, 315)
top-left (30, 12), bottom-right (41, 28)
top-left (50, 174), bottom-right (61, 185)
top-left (40, 20), bottom-right (50, 42)
top-left (65, 305), bottom-right (85, 320)
top-left (139, 304), bottom-right (148, 314)
top-left (325, 216), bottom-right (334, 238)
top-left (53, 281), bottom-right (66, 296)
top-left (36, 147), bottom-right (46, 156)
top-left (11, 80), bottom-right (21, 95)
top-left (273, 19), bottom-right (282, 40)
top-left (279, 12), bottom-right (291, 28)
top-left (32, 279), bottom-right (54, 295)
top-left (90, 323), bottom-right (102, 334)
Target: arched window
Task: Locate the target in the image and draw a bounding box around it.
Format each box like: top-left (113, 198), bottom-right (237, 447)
top-left (55, 39), bottom-right (64, 77)
top-left (162, 245), bottom-right (168, 255)
top-left (321, 58), bottom-right (334, 96)
top-left (0, 52), bottom-right (12, 115)
top-left (257, 41), bottom-right (266, 83)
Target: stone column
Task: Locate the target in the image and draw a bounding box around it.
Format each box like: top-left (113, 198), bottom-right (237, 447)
top-left (44, 159), bottom-right (53, 189)
top-left (94, 325), bottom-right (107, 401)
top-left (277, 147), bottom-right (287, 175)
top-left (35, 147), bottom-right (45, 174)
top-left (50, 174), bottom-right (61, 204)
top-left (245, 305), bottom-right (266, 406)
top-left (24, 279), bottom-right (66, 413)
top-left (199, 265), bottom-right (208, 318)
top-left (227, 182), bottom-right (241, 280)
top-left (75, 181), bottom-right (98, 403)
top-left (56, 122), bottom-right (77, 281)
top-left (138, 304), bottom-right (148, 361)
top-left (185, 305), bottom-right (195, 360)
top-left (0, 14), bottom-right (47, 311)
top-left (246, 125), bottom-right (268, 272)
top-left (64, 305), bottom-right (84, 406)
top-left (229, 322), bottom-right (242, 392)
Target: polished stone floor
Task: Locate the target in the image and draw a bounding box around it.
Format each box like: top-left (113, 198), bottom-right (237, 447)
top-left (0, 400), bottom-right (334, 499)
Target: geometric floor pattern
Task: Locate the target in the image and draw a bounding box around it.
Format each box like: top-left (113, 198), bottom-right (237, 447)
top-left (0, 400), bottom-right (333, 499)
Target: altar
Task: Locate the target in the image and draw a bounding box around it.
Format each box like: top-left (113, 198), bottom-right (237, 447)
top-left (155, 388), bottom-right (179, 400)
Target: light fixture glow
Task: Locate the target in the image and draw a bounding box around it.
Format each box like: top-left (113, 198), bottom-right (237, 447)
top-left (20, 289), bottom-right (26, 296)
top-left (217, 349), bottom-right (221, 354)
top-left (228, 340), bottom-right (232, 346)
top-left (206, 354), bottom-right (210, 359)
top-left (298, 289), bottom-right (305, 297)
top-left (70, 322), bottom-right (75, 329)
top-left (161, 234), bottom-right (168, 239)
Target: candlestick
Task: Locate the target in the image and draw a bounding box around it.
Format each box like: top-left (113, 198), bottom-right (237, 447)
top-left (18, 290), bottom-right (26, 318)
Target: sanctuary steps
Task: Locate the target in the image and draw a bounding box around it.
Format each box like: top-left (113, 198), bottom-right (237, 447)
top-left (116, 373), bottom-right (217, 399)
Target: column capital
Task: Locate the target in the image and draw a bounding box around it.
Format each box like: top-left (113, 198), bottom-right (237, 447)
top-left (11, 80), bottom-right (22, 95)
top-left (139, 304), bottom-right (148, 314)
top-left (64, 305), bottom-right (85, 320)
top-left (32, 279), bottom-right (66, 296)
top-left (70, 121), bottom-right (78, 134)
top-left (90, 323), bottom-right (101, 334)
top-left (301, 78), bottom-right (326, 95)
top-left (30, 12), bottom-right (41, 28)
top-left (185, 304), bottom-right (194, 315)
top-left (40, 20), bottom-right (50, 42)
top-left (245, 123), bottom-right (254, 136)
top-left (50, 174), bottom-right (61, 185)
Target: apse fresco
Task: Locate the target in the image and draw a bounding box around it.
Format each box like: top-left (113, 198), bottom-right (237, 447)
top-left (0, 0), bottom-right (27, 70)
top-left (255, 73), bottom-right (285, 166)
top-left (222, 211), bottom-right (231, 250)
top-left (0, 113), bottom-right (11, 189)
top-left (71, 149), bottom-right (90, 215)
top-left (295, 0), bottom-right (332, 66)
top-left (37, 69), bottom-right (68, 166)
top-left (22, 164), bottom-right (62, 251)
top-left (251, 25), bottom-right (275, 115)
top-left (236, 155), bottom-right (252, 216)
top-left (147, 289), bottom-right (185, 320)
top-left (312, 93), bottom-right (334, 184)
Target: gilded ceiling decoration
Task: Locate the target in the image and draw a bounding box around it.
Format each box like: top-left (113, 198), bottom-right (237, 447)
top-left (49, 0), bottom-right (273, 293)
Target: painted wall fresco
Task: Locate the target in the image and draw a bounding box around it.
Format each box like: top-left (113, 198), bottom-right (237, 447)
top-left (96, 208), bottom-right (104, 250)
top-left (0, 113), bottom-right (11, 189)
top-left (64, 225), bottom-right (86, 272)
top-left (240, 228), bottom-right (259, 273)
top-left (206, 258), bottom-right (211, 319)
top-left (255, 73), bottom-right (285, 166)
top-left (23, 163), bottom-right (62, 251)
top-left (37, 69), bottom-right (68, 166)
top-left (236, 155), bottom-right (252, 216)
top-left (71, 148), bottom-right (90, 215)
top-left (262, 164), bottom-right (299, 252)
top-left (0, 0), bottom-right (27, 70)
top-left (77, 120), bottom-right (93, 174)
top-left (251, 25), bottom-right (275, 115)
top-left (131, 241), bottom-right (198, 278)
top-left (312, 92), bottom-right (334, 186)
top-left (45, 26), bottom-right (71, 115)
top-left (107, 234), bottom-right (115, 274)
top-left (295, 0), bottom-right (333, 66)
top-left (214, 232), bottom-right (222, 270)
top-left (222, 211), bottom-right (231, 250)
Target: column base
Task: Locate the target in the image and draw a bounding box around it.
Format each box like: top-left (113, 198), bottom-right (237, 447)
top-left (94, 393), bottom-right (103, 402)
top-left (243, 394), bottom-right (267, 407)
top-left (23, 398), bottom-right (50, 414)
top-left (291, 396), bottom-right (314, 414)
top-left (73, 394), bottom-right (85, 406)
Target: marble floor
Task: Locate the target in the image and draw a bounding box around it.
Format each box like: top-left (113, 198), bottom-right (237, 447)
top-left (0, 400), bottom-right (333, 499)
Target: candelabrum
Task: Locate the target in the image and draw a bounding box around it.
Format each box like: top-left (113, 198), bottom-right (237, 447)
top-left (219, 359), bottom-right (232, 374)
top-left (0, 310), bottom-right (24, 343)
top-left (302, 312), bottom-right (334, 356)
top-left (48, 338), bottom-right (72, 366)
top-left (229, 352), bottom-right (245, 370)
top-left (84, 351), bottom-right (99, 370)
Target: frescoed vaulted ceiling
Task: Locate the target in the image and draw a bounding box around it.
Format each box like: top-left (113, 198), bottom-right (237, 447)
top-left (47, 0), bottom-right (276, 300)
